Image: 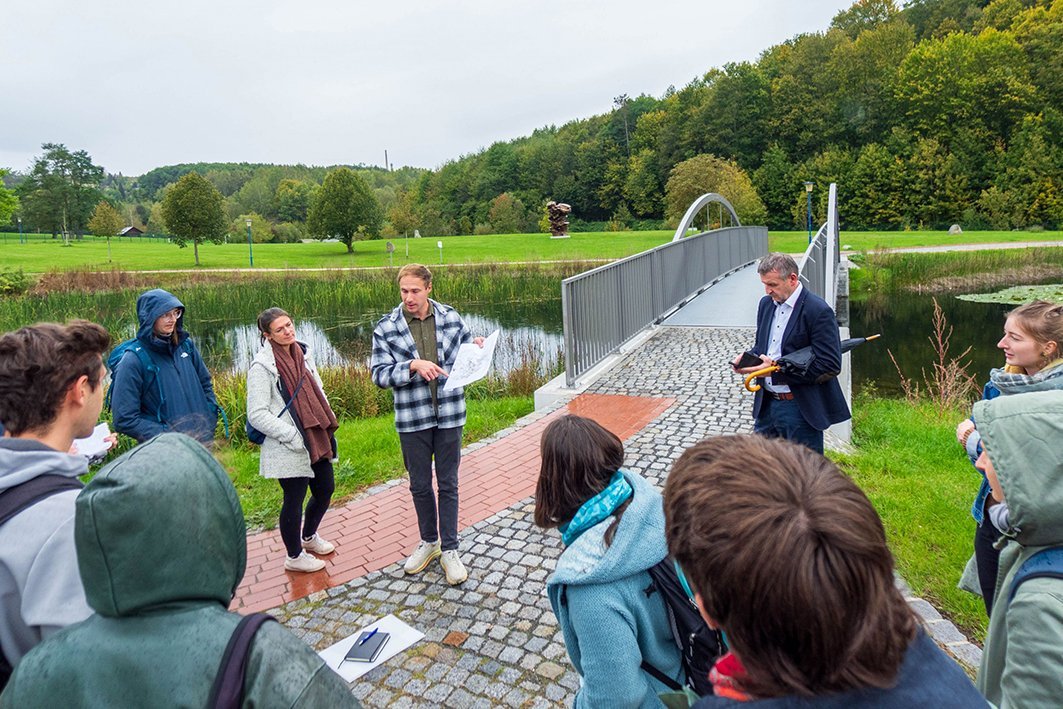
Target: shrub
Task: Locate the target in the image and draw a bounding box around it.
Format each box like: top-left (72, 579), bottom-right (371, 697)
top-left (0, 268), bottom-right (31, 297)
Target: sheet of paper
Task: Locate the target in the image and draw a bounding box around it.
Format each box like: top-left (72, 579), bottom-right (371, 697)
top-left (319, 613), bottom-right (425, 682)
top-left (443, 329), bottom-right (499, 391)
top-left (73, 422), bottom-right (112, 459)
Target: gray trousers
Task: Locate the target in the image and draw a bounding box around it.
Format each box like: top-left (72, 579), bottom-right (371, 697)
top-left (399, 425), bottom-right (462, 551)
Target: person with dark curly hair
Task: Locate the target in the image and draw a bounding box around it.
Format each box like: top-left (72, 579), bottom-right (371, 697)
top-left (0, 320), bottom-right (110, 688)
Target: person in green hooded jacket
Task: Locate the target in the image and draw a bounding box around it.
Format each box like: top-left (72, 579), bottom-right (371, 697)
top-left (0, 433), bottom-right (359, 708)
top-left (974, 389), bottom-right (1063, 708)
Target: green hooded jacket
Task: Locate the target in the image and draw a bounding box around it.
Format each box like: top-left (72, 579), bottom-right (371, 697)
top-left (1, 433), bottom-right (358, 708)
top-left (974, 390), bottom-right (1063, 709)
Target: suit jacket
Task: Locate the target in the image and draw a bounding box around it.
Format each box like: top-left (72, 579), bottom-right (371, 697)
top-left (751, 288), bottom-right (850, 431)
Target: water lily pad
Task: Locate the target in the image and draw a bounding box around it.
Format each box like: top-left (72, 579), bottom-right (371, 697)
top-left (958, 284), bottom-right (1063, 304)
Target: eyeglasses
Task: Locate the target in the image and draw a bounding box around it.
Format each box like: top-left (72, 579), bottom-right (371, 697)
top-left (159, 309), bottom-right (183, 320)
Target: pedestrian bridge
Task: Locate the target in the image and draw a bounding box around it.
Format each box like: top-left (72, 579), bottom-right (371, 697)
top-left (539, 184), bottom-right (850, 440)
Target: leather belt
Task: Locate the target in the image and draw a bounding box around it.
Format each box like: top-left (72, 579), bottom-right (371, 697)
top-left (769, 392), bottom-right (795, 401)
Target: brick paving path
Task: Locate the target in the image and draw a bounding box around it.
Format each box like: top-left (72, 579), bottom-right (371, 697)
top-left (262, 326), bottom-right (980, 706)
top-left (234, 393), bottom-right (674, 613)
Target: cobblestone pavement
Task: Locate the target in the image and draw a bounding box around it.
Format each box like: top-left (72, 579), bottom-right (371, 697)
top-left (273, 326), bottom-right (980, 706)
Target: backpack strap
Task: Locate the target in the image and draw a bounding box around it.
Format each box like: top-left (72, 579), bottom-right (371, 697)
top-left (207, 612), bottom-right (277, 709)
top-left (1008, 547), bottom-right (1063, 606)
top-left (0, 475), bottom-right (84, 528)
top-left (130, 345), bottom-right (166, 424)
top-left (641, 660), bottom-right (684, 692)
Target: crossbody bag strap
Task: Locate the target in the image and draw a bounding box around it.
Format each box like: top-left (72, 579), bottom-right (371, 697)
top-left (207, 612), bottom-right (277, 709)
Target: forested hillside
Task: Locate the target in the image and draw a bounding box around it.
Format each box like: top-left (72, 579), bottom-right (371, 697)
top-left (4, 0), bottom-right (1060, 240)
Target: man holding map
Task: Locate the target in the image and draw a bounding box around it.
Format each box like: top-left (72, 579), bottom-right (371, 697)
top-left (371, 264), bottom-right (484, 585)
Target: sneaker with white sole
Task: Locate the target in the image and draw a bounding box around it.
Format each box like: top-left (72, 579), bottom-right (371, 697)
top-left (403, 540), bottom-right (441, 574)
top-left (285, 551), bottom-right (326, 573)
top-left (301, 534), bottom-right (335, 555)
top-left (439, 550), bottom-right (468, 585)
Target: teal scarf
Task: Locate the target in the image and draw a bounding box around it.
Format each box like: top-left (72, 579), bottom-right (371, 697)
top-left (559, 471), bottom-right (633, 546)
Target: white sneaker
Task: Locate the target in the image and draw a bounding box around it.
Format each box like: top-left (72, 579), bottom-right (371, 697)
top-left (403, 540), bottom-right (441, 575)
top-left (301, 534), bottom-right (335, 555)
top-left (440, 550), bottom-right (468, 585)
top-left (285, 551), bottom-right (326, 573)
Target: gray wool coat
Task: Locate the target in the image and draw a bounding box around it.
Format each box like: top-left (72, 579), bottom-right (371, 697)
top-left (246, 343), bottom-right (328, 479)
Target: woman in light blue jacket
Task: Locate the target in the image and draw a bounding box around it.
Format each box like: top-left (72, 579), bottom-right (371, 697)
top-left (536, 415), bottom-right (683, 708)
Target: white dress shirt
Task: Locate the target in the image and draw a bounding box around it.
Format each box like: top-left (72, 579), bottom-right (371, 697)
top-left (764, 283), bottom-right (803, 394)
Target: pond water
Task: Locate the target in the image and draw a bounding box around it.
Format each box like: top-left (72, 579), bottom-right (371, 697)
top-left (849, 292), bottom-right (1018, 397)
top-left (104, 288), bottom-right (1030, 393)
top-left (190, 302), bottom-right (565, 377)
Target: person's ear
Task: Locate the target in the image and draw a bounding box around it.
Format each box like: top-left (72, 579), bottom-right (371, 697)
top-left (68, 374), bottom-right (90, 407)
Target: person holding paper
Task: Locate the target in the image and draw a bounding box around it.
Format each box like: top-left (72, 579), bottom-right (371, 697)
top-left (371, 264), bottom-right (483, 585)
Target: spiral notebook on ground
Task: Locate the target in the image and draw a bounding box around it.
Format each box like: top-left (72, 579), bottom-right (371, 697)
top-left (343, 630), bottom-right (389, 663)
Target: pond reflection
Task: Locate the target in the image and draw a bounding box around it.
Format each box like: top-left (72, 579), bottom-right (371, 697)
top-left (193, 308), bottom-right (565, 377)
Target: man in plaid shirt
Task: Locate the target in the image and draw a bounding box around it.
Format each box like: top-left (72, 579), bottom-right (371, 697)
top-left (371, 264), bottom-right (483, 585)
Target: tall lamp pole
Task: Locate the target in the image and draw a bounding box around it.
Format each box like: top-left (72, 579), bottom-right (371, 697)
top-left (17, 217), bottom-right (23, 244)
top-left (245, 218), bottom-right (254, 268)
top-left (804, 181), bottom-right (815, 244)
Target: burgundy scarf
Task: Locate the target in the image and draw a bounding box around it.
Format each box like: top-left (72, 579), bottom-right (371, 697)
top-left (270, 341), bottom-right (338, 464)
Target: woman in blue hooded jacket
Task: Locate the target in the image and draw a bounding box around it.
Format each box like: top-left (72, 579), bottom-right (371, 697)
top-left (110, 289), bottom-right (219, 444)
top-left (537, 415), bottom-right (684, 708)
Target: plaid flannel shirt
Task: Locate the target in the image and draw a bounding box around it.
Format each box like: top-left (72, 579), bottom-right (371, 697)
top-left (371, 299), bottom-right (474, 433)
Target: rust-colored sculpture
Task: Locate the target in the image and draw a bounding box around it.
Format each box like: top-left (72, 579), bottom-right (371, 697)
top-left (547, 201), bottom-right (572, 238)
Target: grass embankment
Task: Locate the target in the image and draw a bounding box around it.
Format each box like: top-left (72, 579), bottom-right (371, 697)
top-left (852, 246), bottom-right (1063, 295)
top-left (1, 228), bottom-right (1059, 274)
top-left (838, 395), bottom-right (988, 642)
top-left (218, 395), bottom-right (533, 530)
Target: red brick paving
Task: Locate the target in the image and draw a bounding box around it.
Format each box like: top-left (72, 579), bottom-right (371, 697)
top-left (232, 392), bottom-right (674, 612)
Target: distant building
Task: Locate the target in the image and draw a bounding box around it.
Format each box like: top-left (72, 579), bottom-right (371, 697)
top-left (120, 226), bottom-right (144, 237)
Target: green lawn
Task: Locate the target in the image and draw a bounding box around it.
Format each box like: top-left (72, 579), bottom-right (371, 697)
top-left (2, 229), bottom-right (1059, 274)
top-left (214, 395), bottom-right (533, 531)
top-left (836, 396), bottom-right (988, 642)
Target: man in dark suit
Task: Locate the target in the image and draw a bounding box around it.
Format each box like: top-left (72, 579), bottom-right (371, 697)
top-left (733, 253), bottom-right (850, 453)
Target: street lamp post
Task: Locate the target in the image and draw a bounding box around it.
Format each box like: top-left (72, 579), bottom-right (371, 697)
top-left (245, 218), bottom-right (254, 268)
top-left (804, 181), bottom-right (815, 243)
top-left (17, 217), bottom-right (23, 244)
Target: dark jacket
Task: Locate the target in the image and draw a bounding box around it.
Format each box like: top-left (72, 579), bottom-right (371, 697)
top-left (110, 289), bottom-right (218, 443)
top-left (0, 433), bottom-right (358, 708)
top-left (691, 630), bottom-right (985, 708)
top-left (751, 288), bottom-right (850, 431)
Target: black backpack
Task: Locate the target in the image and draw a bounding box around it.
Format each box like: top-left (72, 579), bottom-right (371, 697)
top-left (641, 556), bottom-right (722, 697)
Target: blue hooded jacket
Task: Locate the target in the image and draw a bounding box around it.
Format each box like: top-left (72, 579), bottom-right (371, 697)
top-left (546, 470), bottom-right (684, 708)
top-left (110, 289), bottom-right (218, 443)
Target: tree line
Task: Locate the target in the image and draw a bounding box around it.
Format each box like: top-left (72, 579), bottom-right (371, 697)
top-left (2, 0), bottom-right (1061, 243)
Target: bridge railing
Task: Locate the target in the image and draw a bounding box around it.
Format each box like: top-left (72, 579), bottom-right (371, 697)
top-left (798, 183), bottom-right (840, 307)
top-left (561, 225), bottom-right (768, 386)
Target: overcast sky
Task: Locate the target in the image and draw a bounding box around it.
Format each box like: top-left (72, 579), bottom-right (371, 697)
top-left (2, 1), bottom-right (853, 177)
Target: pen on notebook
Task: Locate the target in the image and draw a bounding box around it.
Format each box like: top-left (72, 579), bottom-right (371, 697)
top-left (359, 628), bottom-right (378, 645)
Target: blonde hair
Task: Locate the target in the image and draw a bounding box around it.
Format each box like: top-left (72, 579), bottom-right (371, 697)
top-left (1008, 300), bottom-right (1063, 359)
top-left (397, 263), bottom-right (432, 287)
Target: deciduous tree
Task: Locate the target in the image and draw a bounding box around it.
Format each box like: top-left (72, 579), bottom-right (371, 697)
top-left (665, 154), bottom-right (767, 228)
top-left (160, 172), bottom-right (227, 266)
top-left (306, 168), bottom-right (383, 253)
top-left (88, 200), bottom-right (123, 236)
top-left (0, 170), bottom-right (18, 227)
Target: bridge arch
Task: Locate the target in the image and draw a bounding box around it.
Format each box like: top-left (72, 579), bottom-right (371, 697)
top-left (671, 193), bottom-right (741, 242)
